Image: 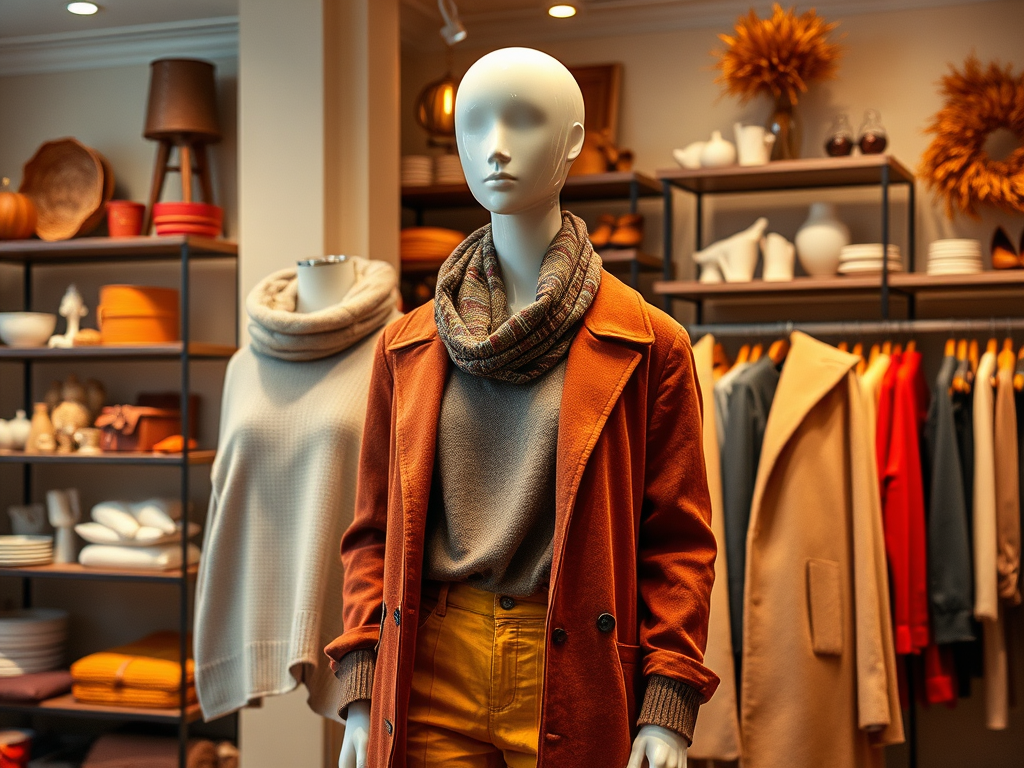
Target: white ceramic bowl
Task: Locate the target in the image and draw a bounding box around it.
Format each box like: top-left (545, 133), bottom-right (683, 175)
top-left (0, 313), bottom-right (57, 348)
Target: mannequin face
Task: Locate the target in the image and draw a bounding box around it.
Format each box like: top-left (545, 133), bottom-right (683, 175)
top-left (455, 48), bottom-right (585, 216)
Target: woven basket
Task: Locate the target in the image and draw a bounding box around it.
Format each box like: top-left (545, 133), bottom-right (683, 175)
top-left (19, 138), bottom-right (113, 241)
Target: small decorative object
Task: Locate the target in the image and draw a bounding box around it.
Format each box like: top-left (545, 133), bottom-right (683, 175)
top-left (74, 427), bottom-right (103, 455)
top-left (73, 328), bottom-right (102, 346)
top-left (7, 504), bottom-right (46, 536)
top-left (0, 313), bottom-right (57, 348)
top-left (97, 285), bottom-right (179, 344)
top-left (589, 214), bottom-right (616, 248)
top-left (795, 202), bottom-right (850, 277)
top-left (673, 142), bottom-right (706, 170)
top-left (151, 201), bottom-right (222, 238)
top-left (0, 728), bottom-right (32, 767)
top-left (714, 4), bottom-right (842, 161)
top-left (44, 381), bottom-right (62, 414)
top-left (698, 263), bottom-right (724, 284)
top-left (24, 404), bottom-right (55, 455)
top-left (857, 110), bottom-right (888, 154)
top-left (51, 377), bottom-right (91, 453)
top-left (46, 489), bottom-right (81, 564)
top-left (85, 379), bottom-right (107, 422)
top-left (143, 58), bottom-right (222, 234)
top-left (607, 214), bottom-right (644, 248)
top-left (7, 411), bottom-right (30, 451)
top-left (568, 128), bottom-right (634, 176)
top-left (825, 113), bottom-right (855, 156)
top-left (838, 243), bottom-right (903, 275)
top-left (106, 200), bottom-right (145, 238)
top-left (47, 285), bottom-right (88, 349)
top-left (921, 56), bottom-right (1024, 218)
top-left (415, 67), bottom-right (458, 145)
top-left (991, 226), bottom-right (1022, 270)
top-left (0, 420), bottom-right (10, 450)
top-left (95, 405), bottom-right (182, 452)
top-left (761, 232), bottom-right (796, 281)
top-left (0, 178), bottom-right (37, 240)
top-left (693, 218), bottom-right (768, 283)
top-left (699, 131), bottom-right (737, 168)
top-left (734, 123), bottom-right (776, 166)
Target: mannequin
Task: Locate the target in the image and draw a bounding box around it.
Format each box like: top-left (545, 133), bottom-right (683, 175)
top-left (296, 255), bottom-right (356, 313)
top-left (337, 48), bottom-right (697, 768)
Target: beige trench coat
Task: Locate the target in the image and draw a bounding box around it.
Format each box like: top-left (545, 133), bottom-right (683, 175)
top-left (741, 333), bottom-right (903, 768)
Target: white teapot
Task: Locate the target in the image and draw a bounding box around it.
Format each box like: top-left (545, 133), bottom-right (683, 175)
top-left (734, 123), bottom-right (776, 166)
top-left (699, 130), bottom-right (736, 168)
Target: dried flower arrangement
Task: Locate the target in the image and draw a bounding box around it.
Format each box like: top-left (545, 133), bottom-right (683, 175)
top-left (714, 4), bottom-right (843, 106)
top-left (920, 56), bottom-right (1024, 218)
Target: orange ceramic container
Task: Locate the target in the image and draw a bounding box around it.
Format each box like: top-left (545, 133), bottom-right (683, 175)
top-left (97, 285), bottom-right (179, 344)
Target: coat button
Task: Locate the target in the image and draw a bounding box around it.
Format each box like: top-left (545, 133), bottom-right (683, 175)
top-left (552, 628), bottom-right (568, 645)
top-left (597, 613), bottom-right (615, 633)
top-left (500, 596), bottom-right (516, 610)
top-left (393, 607), bottom-right (401, 626)
top-left (384, 718), bottom-right (393, 736)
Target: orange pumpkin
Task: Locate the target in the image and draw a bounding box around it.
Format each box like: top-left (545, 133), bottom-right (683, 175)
top-left (0, 177), bottom-right (37, 240)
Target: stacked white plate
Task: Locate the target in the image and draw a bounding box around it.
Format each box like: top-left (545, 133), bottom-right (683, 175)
top-left (928, 238), bottom-right (982, 275)
top-left (838, 243), bottom-right (903, 275)
top-left (0, 609), bottom-right (68, 676)
top-left (434, 154), bottom-right (465, 185)
top-left (401, 155), bottom-right (433, 187)
top-left (0, 536), bottom-right (53, 567)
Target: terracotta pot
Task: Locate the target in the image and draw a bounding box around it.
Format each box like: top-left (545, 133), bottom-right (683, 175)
top-left (97, 285), bottom-right (179, 344)
top-left (106, 201), bottom-right (145, 238)
top-left (152, 201), bottom-right (222, 237)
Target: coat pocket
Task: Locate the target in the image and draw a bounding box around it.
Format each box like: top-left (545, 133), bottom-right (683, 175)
top-left (806, 558), bottom-right (843, 656)
top-left (616, 643), bottom-right (642, 723)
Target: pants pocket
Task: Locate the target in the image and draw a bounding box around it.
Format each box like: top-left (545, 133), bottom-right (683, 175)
top-left (806, 558), bottom-right (843, 656)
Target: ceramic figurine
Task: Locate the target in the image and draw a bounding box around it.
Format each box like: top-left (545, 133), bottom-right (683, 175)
top-left (85, 379), bottom-right (107, 422)
top-left (48, 285), bottom-right (88, 349)
top-left (761, 232), bottom-right (797, 281)
top-left (8, 410), bottom-right (30, 451)
top-left (0, 419), bottom-right (10, 450)
top-left (673, 141), bottom-right (706, 170)
top-left (74, 427), bottom-right (103, 455)
top-left (47, 488), bottom-right (81, 564)
top-left (698, 263), bottom-right (724, 284)
top-left (8, 503), bottom-right (46, 535)
top-left (693, 217), bottom-right (769, 282)
top-left (699, 130), bottom-right (737, 168)
top-left (734, 123), bottom-right (776, 166)
top-left (24, 403), bottom-right (55, 454)
top-left (795, 202), bottom-right (850, 277)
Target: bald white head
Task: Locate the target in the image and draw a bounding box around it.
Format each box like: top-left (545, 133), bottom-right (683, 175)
top-left (455, 47), bottom-right (585, 215)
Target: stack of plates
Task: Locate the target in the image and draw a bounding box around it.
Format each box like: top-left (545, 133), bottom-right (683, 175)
top-left (928, 239), bottom-right (982, 275)
top-left (434, 154), bottom-right (465, 185)
top-left (0, 609), bottom-right (68, 676)
top-left (401, 227), bottom-right (466, 264)
top-left (402, 155), bottom-right (433, 187)
top-left (0, 536), bottom-right (53, 567)
top-left (838, 243), bottom-right (903, 275)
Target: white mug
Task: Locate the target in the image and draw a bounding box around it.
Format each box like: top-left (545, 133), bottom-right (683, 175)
top-left (734, 123), bottom-right (776, 167)
top-left (762, 233), bottom-right (796, 281)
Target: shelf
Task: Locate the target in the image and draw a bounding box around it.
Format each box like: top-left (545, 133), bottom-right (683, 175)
top-left (0, 562), bottom-right (198, 583)
top-left (656, 155), bottom-right (915, 195)
top-left (0, 449), bottom-right (215, 465)
top-left (890, 271), bottom-right (1024, 293)
top-left (0, 694), bottom-right (201, 724)
top-left (0, 236), bottom-right (237, 264)
top-left (402, 171), bottom-right (662, 209)
top-left (401, 248), bottom-right (661, 277)
top-left (655, 275), bottom-right (884, 301)
top-left (0, 342), bottom-right (236, 360)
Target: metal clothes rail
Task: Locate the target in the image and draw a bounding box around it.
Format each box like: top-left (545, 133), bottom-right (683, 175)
top-left (688, 317), bottom-right (1024, 339)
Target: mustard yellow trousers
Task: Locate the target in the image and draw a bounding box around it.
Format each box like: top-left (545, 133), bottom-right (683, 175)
top-left (406, 581), bottom-right (547, 768)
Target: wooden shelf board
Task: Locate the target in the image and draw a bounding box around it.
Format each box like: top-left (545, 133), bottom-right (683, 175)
top-left (654, 276), bottom-right (883, 301)
top-left (890, 271), bottom-right (1024, 292)
top-left (598, 249), bottom-right (662, 271)
top-left (0, 342), bottom-right (236, 360)
top-left (0, 562), bottom-right (198, 582)
top-left (402, 171), bottom-right (661, 209)
top-left (0, 449), bottom-right (215, 466)
top-left (656, 155), bottom-right (914, 194)
top-left (0, 236), bottom-right (237, 263)
top-left (0, 693), bottom-right (201, 723)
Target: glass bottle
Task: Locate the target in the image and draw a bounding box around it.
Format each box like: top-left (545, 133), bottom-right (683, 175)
top-left (858, 110), bottom-right (888, 154)
top-left (824, 113), bottom-right (854, 156)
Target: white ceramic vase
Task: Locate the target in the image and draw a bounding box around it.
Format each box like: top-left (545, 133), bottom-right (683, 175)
top-left (8, 410), bottom-right (31, 451)
top-left (794, 203), bottom-right (850, 277)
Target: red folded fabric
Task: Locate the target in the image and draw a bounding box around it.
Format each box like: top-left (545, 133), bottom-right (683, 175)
top-left (0, 670), bottom-right (72, 702)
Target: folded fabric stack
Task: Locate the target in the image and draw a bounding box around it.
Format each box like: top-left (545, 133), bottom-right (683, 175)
top-left (434, 153), bottom-right (465, 185)
top-left (75, 499), bottom-right (201, 571)
top-left (401, 227), bottom-right (466, 265)
top-left (401, 155), bottom-right (433, 186)
top-left (0, 609), bottom-right (68, 677)
top-left (71, 631), bottom-right (193, 709)
top-left (81, 734), bottom-right (238, 768)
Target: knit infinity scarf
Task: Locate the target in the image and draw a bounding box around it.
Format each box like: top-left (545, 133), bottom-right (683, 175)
top-left (247, 256), bottom-right (399, 361)
top-left (434, 211), bottom-right (602, 384)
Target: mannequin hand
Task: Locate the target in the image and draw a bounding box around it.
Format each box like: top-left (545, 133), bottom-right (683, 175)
top-left (625, 725), bottom-right (688, 768)
top-left (339, 700), bottom-right (370, 768)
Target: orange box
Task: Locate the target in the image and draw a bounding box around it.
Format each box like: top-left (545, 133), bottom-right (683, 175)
top-left (97, 285), bottom-right (179, 344)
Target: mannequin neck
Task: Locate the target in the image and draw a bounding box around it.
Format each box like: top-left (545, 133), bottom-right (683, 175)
top-left (491, 201), bottom-right (563, 315)
top-left (296, 257), bottom-right (356, 313)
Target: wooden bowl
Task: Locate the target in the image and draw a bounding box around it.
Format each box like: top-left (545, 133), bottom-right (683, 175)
top-left (19, 139), bottom-right (109, 241)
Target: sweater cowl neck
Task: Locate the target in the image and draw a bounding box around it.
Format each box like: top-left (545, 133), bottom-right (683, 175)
top-left (246, 256), bottom-right (399, 362)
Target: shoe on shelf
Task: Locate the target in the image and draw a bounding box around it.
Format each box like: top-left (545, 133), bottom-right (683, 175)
top-left (608, 213), bottom-right (644, 248)
top-left (991, 226), bottom-right (1020, 269)
top-left (589, 213), bottom-right (616, 249)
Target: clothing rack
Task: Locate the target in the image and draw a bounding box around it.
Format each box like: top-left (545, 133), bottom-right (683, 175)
top-left (688, 317), bottom-right (1024, 339)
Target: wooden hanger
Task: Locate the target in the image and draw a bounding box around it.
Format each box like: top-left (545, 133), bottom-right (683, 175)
top-left (1014, 344), bottom-right (1024, 391)
top-left (998, 338), bottom-right (1015, 374)
top-left (851, 342), bottom-right (866, 376)
top-left (733, 344), bottom-right (751, 370)
top-left (953, 339), bottom-right (969, 394)
top-left (837, 341), bottom-right (849, 353)
top-left (968, 339), bottom-right (979, 385)
top-left (882, 341), bottom-right (892, 357)
top-left (987, 337), bottom-right (998, 356)
top-left (893, 343), bottom-right (903, 356)
top-left (944, 338), bottom-right (956, 358)
top-left (905, 339), bottom-right (916, 354)
top-left (750, 343), bottom-right (764, 363)
top-left (713, 343), bottom-right (730, 370)
top-left (769, 338), bottom-right (790, 366)
top-left (869, 343), bottom-right (881, 366)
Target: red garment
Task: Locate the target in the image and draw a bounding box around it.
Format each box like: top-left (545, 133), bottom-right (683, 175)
top-left (876, 352), bottom-right (931, 655)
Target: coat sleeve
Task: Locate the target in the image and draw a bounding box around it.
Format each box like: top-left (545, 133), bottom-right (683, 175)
top-left (638, 327), bottom-right (720, 702)
top-left (324, 332), bottom-right (393, 671)
top-left (848, 374), bottom-right (904, 745)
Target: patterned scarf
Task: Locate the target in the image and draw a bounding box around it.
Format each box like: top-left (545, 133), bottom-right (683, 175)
top-left (434, 211), bottom-right (602, 384)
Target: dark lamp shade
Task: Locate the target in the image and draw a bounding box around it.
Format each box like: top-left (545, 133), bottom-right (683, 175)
top-left (144, 58), bottom-right (222, 143)
top-left (415, 73), bottom-right (458, 138)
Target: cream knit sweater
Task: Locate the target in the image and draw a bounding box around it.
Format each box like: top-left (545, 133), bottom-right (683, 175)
top-left (194, 258), bottom-right (401, 722)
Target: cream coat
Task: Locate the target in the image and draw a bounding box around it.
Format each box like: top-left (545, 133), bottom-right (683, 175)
top-left (741, 333), bottom-right (903, 768)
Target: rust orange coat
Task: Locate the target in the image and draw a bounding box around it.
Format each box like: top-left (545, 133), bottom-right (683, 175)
top-left (324, 272), bottom-right (719, 768)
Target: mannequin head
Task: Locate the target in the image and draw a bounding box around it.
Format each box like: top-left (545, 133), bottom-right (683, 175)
top-left (455, 48), bottom-right (585, 216)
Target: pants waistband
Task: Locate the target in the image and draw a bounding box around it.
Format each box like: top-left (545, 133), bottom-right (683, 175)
top-left (422, 580), bottom-right (548, 619)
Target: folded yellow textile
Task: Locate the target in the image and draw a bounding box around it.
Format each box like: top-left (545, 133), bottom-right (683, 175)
top-left (71, 631), bottom-right (194, 691)
top-left (73, 683), bottom-right (197, 709)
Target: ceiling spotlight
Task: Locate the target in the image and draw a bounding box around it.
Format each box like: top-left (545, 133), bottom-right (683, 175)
top-left (438, 0), bottom-right (467, 45)
top-left (548, 4), bottom-right (577, 18)
top-left (67, 2), bottom-right (100, 15)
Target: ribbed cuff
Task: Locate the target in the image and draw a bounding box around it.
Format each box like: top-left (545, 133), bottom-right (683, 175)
top-left (335, 649), bottom-right (375, 719)
top-left (637, 675), bottom-right (702, 745)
